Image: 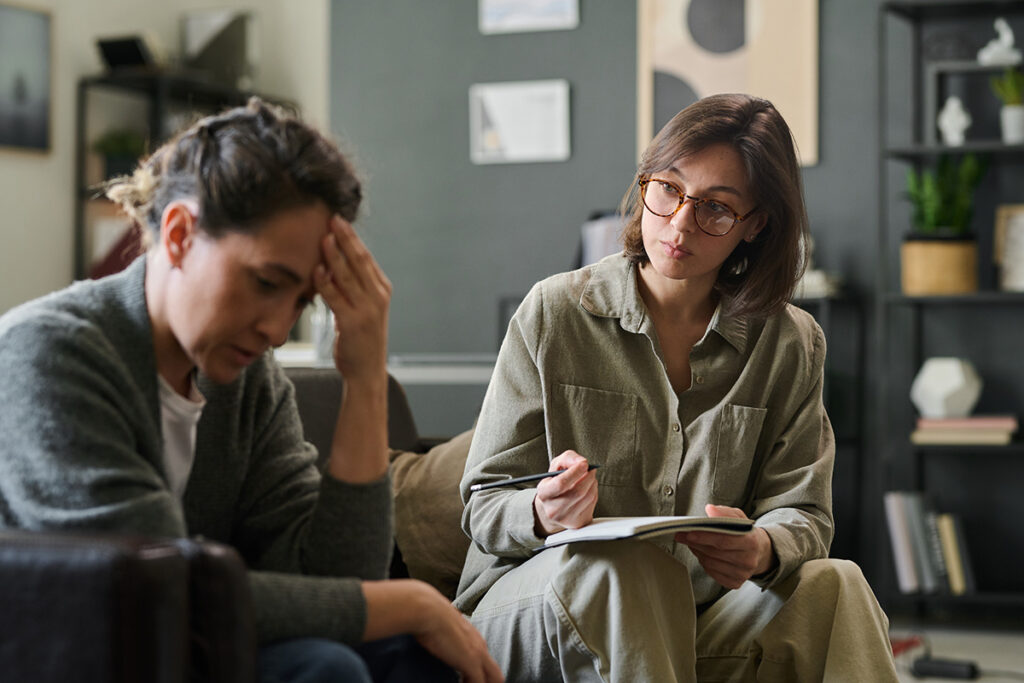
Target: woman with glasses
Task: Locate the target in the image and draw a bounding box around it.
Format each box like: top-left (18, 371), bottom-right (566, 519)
top-left (0, 100), bottom-right (502, 683)
top-left (457, 94), bottom-right (898, 681)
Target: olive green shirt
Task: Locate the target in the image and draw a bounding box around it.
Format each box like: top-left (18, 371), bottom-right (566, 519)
top-left (456, 253), bottom-right (834, 613)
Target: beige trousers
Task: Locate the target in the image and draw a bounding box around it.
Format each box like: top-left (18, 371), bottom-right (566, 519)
top-left (468, 541), bottom-right (898, 682)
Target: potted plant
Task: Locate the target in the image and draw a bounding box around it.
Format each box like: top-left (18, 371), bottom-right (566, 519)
top-left (902, 154), bottom-right (986, 295)
top-left (991, 67), bottom-right (1024, 144)
top-left (91, 128), bottom-right (147, 179)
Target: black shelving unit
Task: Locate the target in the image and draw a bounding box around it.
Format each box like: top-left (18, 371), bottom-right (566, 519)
top-left (73, 70), bottom-right (292, 279)
top-left (878, 0), bottom-right (1024, 623)
top-left (795, 294), bottom-right (866, 565)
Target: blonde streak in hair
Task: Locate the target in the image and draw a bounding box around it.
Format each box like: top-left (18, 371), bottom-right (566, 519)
top-left (105, 162), bottom-right (159, 247)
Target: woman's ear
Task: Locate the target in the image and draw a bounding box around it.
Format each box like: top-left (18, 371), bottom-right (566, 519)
top-left (744, 213), bottom-right (768, 243)
top-left (159, 200), bottom-right (199, 267)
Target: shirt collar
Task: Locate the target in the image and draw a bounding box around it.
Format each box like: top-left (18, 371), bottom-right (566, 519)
top-left (579, 253), bottom-right (749, 352)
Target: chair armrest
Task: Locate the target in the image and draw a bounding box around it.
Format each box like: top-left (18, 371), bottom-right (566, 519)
top-left (0, 529), bottom-right (190, 683)
top-left (0, 531), bottom-right (259, 683)
top-left (174, 538), bottom-right (257, 683)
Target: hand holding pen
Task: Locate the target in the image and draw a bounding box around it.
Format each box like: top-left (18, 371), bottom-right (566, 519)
top-left (531, 451), bottom-right (600, 537)
top-left (469, 464), bottom-right (600, 491)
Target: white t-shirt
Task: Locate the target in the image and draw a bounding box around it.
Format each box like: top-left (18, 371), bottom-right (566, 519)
top-left (157, 374), bottom-right (206, 499)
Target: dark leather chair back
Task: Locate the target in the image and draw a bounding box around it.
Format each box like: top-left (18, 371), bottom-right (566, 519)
top-left (285, 368), bottom-right (422, 460)
top-left (0, 530), bottom-right (255, 683)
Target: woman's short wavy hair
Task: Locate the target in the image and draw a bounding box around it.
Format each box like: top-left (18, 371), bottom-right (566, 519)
top-left (620, 93), bottom-right (809, 317)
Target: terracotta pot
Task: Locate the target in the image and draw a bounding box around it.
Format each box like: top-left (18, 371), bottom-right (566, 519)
top-left (901, 238), bottom-right (977, 295)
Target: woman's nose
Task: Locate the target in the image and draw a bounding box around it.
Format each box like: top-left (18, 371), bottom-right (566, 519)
top-left (259, 304), bottom-right (302, 348)
top-left (669, 198), bottom-right (697, 233)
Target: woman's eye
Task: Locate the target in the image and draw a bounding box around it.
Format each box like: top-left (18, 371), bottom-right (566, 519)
top-left (704, 200), bottom-right (730, 215)
top-left (255, 276), bottom-right (280, 292)
top-left (657, 181), bottom-right (679, 195)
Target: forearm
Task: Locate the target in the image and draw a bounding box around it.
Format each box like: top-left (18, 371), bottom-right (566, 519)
top-left (325, 371), bottom-right (389, 483)
top-left (361, 579), bottom-right (444, 640)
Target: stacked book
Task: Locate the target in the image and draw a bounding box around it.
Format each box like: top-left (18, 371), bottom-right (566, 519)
top-left (910, 414), bottom-right (1018, 446)
top-left (883, 491), bottom-right (975, 596)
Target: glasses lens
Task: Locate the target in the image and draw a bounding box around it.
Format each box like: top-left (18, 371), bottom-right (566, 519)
top-left (694, 201), bottom-right (735, 236)
top-left (642, 181), bottom-right (681, 216)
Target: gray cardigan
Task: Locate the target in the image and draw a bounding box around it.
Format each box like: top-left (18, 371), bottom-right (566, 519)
top-left (0, 257), bottom-right (393, 644)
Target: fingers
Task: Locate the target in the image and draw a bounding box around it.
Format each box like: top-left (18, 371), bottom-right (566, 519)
top-left (705, 503), bottom-right (747, 520)
top-left (691, 548), bottom-right (747, 589)
top-left (541, 452), bottom-right (593, 495)
top-left (419, 607), bottom-right (504, 683)
top-left (317, 216), bottom-right (392, 309)
top-left (457, 618), bottom-right (504, 683)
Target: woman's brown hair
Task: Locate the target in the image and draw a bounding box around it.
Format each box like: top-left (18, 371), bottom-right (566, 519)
top-left (106, 98), bottom-right (362, 243)
top-left (620, 93), bottom-right (809, 317)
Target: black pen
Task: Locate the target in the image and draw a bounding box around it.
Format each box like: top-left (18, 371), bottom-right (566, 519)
top-left (469, 464), bottom-right (601, 492)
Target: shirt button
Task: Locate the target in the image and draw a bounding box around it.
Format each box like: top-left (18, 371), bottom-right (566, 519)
top-left (663, 485), bottom-right (674, 496)
top-left (695, 376), bottom-right (705, 384)
top-left (671, 423), bottom-right (680, 432)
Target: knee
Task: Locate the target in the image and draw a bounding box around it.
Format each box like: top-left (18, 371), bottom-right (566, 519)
top-left (555, 540), bottom-right (693, 603)
top-left (259, 638), bottom-right (370, 683)
top-left (789, 558), bottom-right (874, 604)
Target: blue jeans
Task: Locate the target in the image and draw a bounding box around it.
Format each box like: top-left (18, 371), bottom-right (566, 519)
top-left (258, 635), bottom-right (458, 683)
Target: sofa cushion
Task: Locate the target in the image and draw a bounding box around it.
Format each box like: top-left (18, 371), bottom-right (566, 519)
top-left (389, 428), bottom-right (474, 600)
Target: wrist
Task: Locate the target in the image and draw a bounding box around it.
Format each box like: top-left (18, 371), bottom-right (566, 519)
top-left (362, 579), bottom-right (435, 639)
top-left (754, 528), bottom-right (778, 576)
top-left (532, 495), bottom-right (563, 538)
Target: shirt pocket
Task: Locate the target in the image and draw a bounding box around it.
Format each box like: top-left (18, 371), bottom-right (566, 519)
top-left (711, 404), bottom-right (768, 504)
top-left (548, 383), bottom-right (639, 486)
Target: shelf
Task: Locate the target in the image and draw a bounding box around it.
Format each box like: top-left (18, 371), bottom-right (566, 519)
top-left (80, 69), bottom-right (286, 111)
top-left (884, 291), bottom-right (1024, 305)
top-left (889, 591), bottom-right (1024, 608)
top-left (885, 142), bottom-right (1024, 159)
top-left (877, 1), bottom-right (1024, 620)
top-left (912, 442), bottom-right (1024, 454)
top-left (884, 0), bottom-right (1024, 21)
top-left (925, 59), bottom-right (1012, 75)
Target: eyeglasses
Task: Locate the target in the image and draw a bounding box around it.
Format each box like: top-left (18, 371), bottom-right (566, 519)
top-left (638, 178), bottom-right (757, 237)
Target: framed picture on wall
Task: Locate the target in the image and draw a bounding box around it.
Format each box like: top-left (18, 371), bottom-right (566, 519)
top-left (469, 79), bottom-right (570, 164)
top-left (636, 0), bottom-right (819, 166)
top-left (0, 2), bottom-right (52, 153)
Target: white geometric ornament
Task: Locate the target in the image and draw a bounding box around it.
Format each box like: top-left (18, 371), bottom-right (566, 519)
top-left (910, 357), bottom-right (983, 419)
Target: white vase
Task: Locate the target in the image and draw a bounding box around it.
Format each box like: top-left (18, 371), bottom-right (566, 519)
top-left (910, 358), bottom-right (982, 419)
top-left (1000, 104), bottom-right (1024, 144)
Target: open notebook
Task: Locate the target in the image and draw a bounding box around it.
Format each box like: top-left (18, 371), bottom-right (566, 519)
top-left (544, 515), bottom-right (753, 548)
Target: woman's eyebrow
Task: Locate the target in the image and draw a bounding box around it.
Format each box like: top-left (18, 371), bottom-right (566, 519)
top-left (666, 166), bottom-right (744, 197)
top-left (262, 263), bottom-right (303, 284)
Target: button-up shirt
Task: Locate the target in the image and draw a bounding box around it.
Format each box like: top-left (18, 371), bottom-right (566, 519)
top-left (456, 253), bottom-right (834, 613)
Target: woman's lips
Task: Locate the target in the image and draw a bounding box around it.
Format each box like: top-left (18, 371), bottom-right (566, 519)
top-left (661, 241), bottom-right (691, 259)
top-left (230, 345), bottom-right (260, 365)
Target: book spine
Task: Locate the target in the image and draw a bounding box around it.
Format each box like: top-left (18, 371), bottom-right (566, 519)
top-left (916, 416), bottom-right (1018, 431)
top-left (883, 491), bottom-right (919, 594)
top-left (910, 428), bottom-right (1011, 445)
top-left (902, 492), bottom-right (939, 594)
top-left (936, 513), bottom-right (966, 595)
top-left (923, 509), bottom-right (949, 593)
top-left (951, 514), bottom-right (977, 594)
